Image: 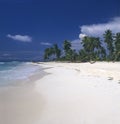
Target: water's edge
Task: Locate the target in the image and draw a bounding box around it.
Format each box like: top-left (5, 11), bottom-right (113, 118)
top-left (0, 62), bottom-right (47, 87)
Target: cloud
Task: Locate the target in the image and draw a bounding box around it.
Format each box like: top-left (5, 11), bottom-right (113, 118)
top-left (79, 33), bottom-right (87, 39)
top-left (79, 17), bottom-right (120, 38)
top-left (71, 39), bottom-right (83, 51)
top-left (40, 42), bottom-right (52, 46)
top-left (7, 34), bottom-right (32, 42)
top-left (72, 17), bottom-right (120, 51)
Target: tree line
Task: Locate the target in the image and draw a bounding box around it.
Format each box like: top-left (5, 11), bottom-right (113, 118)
top-left (44, 30), bottom-right (120, 62)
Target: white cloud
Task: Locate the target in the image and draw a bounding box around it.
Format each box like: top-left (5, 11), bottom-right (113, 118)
top-left (7, 34), bottom-right (32, 42)
top-left (79, 17), bottom-right (120, 38)
top-left (71, 39), bottom-right (83, 51)
top-left (72, 17), bottom-right (120, 51)
top-left (79, 33), bottom-right (87, 39)
top-left (40, 42), bottom-right (52, 46)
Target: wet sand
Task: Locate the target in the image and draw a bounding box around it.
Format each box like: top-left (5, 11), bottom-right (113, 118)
top-left (0, 85), bottom-right (45, 124)
top-left (1, 62), bottom-right (120, 124)
top-left (0, 66), bottom-right (46, 124)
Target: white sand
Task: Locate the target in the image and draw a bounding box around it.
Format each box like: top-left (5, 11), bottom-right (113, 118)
top-left (1, 62), bottom-right (120, 124)
top-left (0, 86), bottom-right (45, 124)
top-left (35, 62), bottom-right (120, 124)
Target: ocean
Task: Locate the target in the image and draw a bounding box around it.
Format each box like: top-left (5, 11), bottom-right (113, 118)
top-left (0, 61), bottom-right (42, 86)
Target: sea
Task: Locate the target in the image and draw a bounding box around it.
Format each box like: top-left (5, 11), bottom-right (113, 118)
top-left (0, 61), bottom-right (42, 87)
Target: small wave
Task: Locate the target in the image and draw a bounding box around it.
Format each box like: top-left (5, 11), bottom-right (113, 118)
top-left (0, 62), bottom-right (5, 64)
top-left (0, 62), bottom-right (42, 86)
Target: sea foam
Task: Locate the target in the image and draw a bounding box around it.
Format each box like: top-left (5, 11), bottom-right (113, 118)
top-left (0, 62), bottom-right (42, 86)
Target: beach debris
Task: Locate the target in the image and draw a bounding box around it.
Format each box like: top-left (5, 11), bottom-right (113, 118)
top-left (90, 61), bottom-right (96, 64)
top-left (118, 80), bottom-right (120, 84)
top-left (75, 69), bottom-right (80, 72)
top-left (108, 77), bottom-right (113, 80)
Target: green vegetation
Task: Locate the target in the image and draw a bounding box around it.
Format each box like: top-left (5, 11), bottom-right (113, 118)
top-left (114, 33), bottom-right (120, 61)
top-left (104, 30), bottom-right (114, 60)
top-left (44, 30), bottom-right (120, 62)
top-left (44, 44), bottom-right (61, 60)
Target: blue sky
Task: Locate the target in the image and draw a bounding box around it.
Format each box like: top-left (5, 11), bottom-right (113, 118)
top-left (0, 0), bottom-right (120, 59)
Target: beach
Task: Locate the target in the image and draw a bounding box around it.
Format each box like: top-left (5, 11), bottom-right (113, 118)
top-left (1, 62), bottom-right (120, 124)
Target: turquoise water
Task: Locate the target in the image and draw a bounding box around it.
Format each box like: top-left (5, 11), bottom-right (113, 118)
top-left (0, 61), bottom-right (41, 86)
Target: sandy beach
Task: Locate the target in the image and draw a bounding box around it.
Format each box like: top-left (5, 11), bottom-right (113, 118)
top-left (1, 62), bottom-right (120, 124)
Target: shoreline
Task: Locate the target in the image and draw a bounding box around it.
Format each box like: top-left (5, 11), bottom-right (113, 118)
top-left (0, 63), bottom-right (47, 124)
top-left (0, 62), bottom-right (120, 124)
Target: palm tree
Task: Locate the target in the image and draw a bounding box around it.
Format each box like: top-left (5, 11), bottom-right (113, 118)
top-left (79, 49), bottom-right (88, 62)
top-left (44, 44), bottom-right (61, 60)
top-left (63, 40), bottom-right (73, 61)
top-left (93, 38), bottom-right (106, 60)
top-left (98, 46), bottom-right (106, 60)
top-left (103, 30), bottom-right (114, 60)
top-left (44, 47), bottom-right (54, 60)
top-left (81, 36), bottom-right (102, 61)
top-left (65, 49), bottom-right (78, 61)
top-left (63, 40), bottom-right (71, 54)
top-left (53, 44), bottom-right (61, 59)
top-left (114, 33), bottom-right (120, 61)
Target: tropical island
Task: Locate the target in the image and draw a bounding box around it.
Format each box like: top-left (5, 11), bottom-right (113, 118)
top-left (44, 30), bottom-right (120, 62)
